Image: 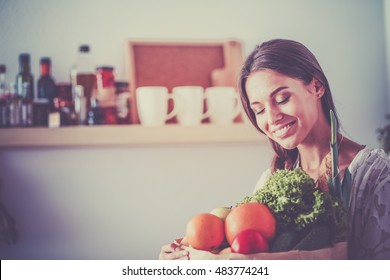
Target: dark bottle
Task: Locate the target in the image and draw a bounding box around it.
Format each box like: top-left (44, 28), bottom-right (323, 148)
top-left (37, 57), bottom-right (57, 102)
top-left (16, 54), bottom-right (34, 126)
top-left (16, 53), bottom-right (34, 100)
top-left (0, 65), bottom-right (8, 127)
top-left (115, 81), bottom-right (131, 124)
top-left (20, 82), bottom-right (33, 127)
top-left (0, 64), bottom-right (6, 95)
top-left (87, 97), bottom-right (104, 125)
top-left (8, 82), bottom-right (22, 127)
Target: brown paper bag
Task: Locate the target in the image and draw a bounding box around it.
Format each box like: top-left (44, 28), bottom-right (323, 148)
top-left (185, 242), bottom-right (347, 260)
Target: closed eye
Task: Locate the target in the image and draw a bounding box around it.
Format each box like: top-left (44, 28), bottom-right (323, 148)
top-left (252, 106), bottom-right (265, 115)
top-left (276, 96), bottom-right (289, 105)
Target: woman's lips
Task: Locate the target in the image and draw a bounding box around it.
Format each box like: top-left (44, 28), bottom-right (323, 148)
top-left (272, 121), bottom-right (296, 138)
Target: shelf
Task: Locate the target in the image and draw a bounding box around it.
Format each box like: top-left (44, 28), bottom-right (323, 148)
top-left (0, 123), bottom-right (266, 148)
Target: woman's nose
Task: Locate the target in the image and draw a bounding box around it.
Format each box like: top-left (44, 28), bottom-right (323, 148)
top-left (267, 106), bottom-right (283, 125)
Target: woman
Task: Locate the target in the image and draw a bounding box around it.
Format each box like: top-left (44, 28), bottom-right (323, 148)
top-left (159, 39), bottom-right (390, 260)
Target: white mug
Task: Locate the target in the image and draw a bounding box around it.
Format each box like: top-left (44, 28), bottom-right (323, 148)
top-left (173, 86), bottom-right (213, 126)
top-left (205, 86), bottom-right (241, 125)
top-left (136, 86), bottom-right (177, 126)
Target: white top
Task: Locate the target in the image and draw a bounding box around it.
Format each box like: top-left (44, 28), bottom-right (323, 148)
top-left (252, 147), bottom-right (390, 259)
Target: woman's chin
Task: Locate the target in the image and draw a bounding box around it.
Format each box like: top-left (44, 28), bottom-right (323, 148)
top-left (273, 138), bottom-right (298, 150)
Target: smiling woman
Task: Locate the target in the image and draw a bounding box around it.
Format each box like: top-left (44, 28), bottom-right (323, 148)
top-left (158, 38), bottom-right (390, 260)
top-left (237, 39), bottom-right (390, 260)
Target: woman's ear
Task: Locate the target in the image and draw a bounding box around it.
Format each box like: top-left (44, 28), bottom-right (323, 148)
top-left (310, 78), bottom-right (325, 98)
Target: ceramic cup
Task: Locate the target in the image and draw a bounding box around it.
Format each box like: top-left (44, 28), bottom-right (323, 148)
top-left (172, 86), bottom-right (213, 126)
top-left (136, 86), bottom-right (177, 126)
top-left (205, 86), bottom-right (241, 125)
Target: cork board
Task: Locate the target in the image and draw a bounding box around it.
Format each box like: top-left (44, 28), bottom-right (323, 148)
top-left (125, 40), bottom-right (243, 124)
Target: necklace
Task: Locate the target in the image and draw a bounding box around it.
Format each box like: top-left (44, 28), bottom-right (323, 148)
top-left (296, 134), bottom-right (344, 192)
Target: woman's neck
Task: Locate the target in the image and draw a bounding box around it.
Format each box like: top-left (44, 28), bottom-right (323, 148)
top-left (297, 125), bottom-right (332, 176)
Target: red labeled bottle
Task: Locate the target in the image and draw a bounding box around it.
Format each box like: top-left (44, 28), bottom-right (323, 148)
top-left (95, 66), bottom-right (116, 124)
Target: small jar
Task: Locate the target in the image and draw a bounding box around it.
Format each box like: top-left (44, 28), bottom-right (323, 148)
top-left (96, 66), bottom-right (115, 90)
top-left (115, 81), bottom-right (131, 124)
top-left (95, 66), bottom-right (116, 110)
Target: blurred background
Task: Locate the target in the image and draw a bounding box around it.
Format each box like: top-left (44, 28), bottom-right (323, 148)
top-left (0, 0), bottom-right (389, 259)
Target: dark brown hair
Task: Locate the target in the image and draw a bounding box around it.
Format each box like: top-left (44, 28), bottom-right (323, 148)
top-left (238, 39), bottom-right (339, 171)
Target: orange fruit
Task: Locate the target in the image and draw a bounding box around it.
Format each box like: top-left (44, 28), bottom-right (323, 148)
top-left (225, 202), bottom-right (276, 244)
top-left (186, 213), bottom-right (225, 251)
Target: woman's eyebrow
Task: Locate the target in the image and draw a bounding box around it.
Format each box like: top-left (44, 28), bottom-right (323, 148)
top-left (250, 86), bottom-right (289, 106)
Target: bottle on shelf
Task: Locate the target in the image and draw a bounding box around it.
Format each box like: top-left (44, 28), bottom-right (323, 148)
top-left (0, 65), bottom-right (8, 127)
top-left (8, 82), bottom-right (22, 127)
top-left (70, 45), bottom-right (96, 114)
top-left (95, 66), bottom-right (117, 125)
top-left (34, 57), bottom-right (58, 127)
top-left (87, 97), bottom-right (104, 125)
top-left (20, 82), bottom-right (33, 127)
top-left (16, 53), bottom-right (34, 100)
top-left (16, 54), bottom-right (34, 127)
top-left (115, 81), bottom-right (131, 124)
top-left (56, 83), bottom-right (77, 126)
top-left (0, 64), bottom-right (6, 95)
top-left (37, 57), bottom-right (57, 101)
top-left (74, 85), bottom-right (87, 125)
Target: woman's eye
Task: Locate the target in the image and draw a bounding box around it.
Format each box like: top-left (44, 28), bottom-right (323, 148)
top-left (276, 96), bottom-right (289, 104)
top-left (253, 107), bottom-right (265, 115)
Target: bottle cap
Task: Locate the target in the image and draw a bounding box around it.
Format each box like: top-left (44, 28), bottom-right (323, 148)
top-left (96, 66), bottom-right (114, 71)
top-left (19, 53), bottom-right (30, 63)
top-left (40, 57), bottom-right (51, 65)
top-left (115, 81), bottom-right (129, 88)
top-left (79, 45), bottom-right (90, 52)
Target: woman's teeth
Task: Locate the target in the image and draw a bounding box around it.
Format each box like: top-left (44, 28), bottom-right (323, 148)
top-left (273, 124), bottom-right (291, 137)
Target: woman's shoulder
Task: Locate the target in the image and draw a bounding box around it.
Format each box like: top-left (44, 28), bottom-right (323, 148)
top-left (348, 145), bottom-right (390, 174)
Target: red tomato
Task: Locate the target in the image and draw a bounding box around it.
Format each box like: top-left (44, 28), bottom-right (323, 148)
top-left (231, 229), bottom-right (269, 254)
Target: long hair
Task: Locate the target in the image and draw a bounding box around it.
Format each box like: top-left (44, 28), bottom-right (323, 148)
top-left (238, 39), bottom-right (340, 171)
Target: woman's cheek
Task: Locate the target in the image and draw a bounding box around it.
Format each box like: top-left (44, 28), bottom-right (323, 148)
top-left (256, 116), bottom-right (269, 134)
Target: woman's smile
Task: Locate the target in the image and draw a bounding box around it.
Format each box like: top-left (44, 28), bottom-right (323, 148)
top-left (271, 120), bottom-right (297, 139)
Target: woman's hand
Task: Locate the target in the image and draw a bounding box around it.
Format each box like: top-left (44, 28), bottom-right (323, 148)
top-left (159, 240), bottom-right (190, 260)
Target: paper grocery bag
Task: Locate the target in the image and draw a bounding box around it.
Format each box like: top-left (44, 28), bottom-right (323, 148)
top-left (186, 242), bottom-right (347, 260)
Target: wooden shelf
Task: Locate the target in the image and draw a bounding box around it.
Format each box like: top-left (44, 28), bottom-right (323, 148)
top-left (0, 123), bottom-right (266, 148)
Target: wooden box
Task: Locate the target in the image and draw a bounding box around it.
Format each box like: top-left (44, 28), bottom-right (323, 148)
top-left (124, 39), bottom-right (244, 124)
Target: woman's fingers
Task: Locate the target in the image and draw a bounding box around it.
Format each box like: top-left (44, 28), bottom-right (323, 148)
top-left (159, 243), bottom-right (189, 260)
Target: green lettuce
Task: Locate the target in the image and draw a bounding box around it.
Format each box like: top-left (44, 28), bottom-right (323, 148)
top-left (240, 168), bottom-right (347, 242)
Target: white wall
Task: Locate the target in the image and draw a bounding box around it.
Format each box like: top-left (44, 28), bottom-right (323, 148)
top-left (0, 0), bottom-right (388, 259)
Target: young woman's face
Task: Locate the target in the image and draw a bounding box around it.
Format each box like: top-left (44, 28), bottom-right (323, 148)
top-left (245, 69), bottom-right (324, 149)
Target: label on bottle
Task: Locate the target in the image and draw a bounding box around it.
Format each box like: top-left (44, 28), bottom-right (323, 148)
top-left (21, 102), bottom-right (33, 127)
top-left (48, 112), bottom-right (61, 128)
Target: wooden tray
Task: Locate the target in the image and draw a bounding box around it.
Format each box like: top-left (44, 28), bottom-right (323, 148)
top-left (124, 39), bottom-right (244, 124)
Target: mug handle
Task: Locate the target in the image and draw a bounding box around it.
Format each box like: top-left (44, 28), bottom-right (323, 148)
top-left (166, 94), bottom-right (178, 120)
top-left (201, 93), bottom-right (216, 120)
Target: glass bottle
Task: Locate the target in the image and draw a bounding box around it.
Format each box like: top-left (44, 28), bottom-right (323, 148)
top-left (87, 97), bottom-right (104, 125)
top-left (16, 53), bottom-right (34, 100)
top-left (37, 57), bottom-right (57, 101)
top-left (70, 45), bottom-right (96, 113)
top-left (74, 85), bottom-right (87, 125)
top-left (95, 66), bottom-right (117, 124)
top-left (8, 82), bottom-right (21, 127)
top-left (0, 64), bottom-right (6, 95)
top-left (115, 81), bottom-right (131, 124)
top-left (20, 82), bottom-right (33, 127)
top-left (0, 65), bottom-right (8, 127)
top-left (56, 82), bottom-right (76, 126)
